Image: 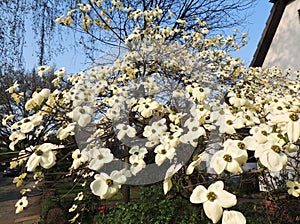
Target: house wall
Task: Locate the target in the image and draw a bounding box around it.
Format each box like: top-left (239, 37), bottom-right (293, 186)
top-left (263, 0), bottom-right (300, 71)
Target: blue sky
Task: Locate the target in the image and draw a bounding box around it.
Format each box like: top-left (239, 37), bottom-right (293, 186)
top-left (233, 1), bottom-right (273, 65)
top-left (23, 2), bottom-right (273, 74)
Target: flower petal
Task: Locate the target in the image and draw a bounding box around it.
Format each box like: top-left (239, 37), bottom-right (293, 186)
top-left (26, 154), bottom-right (40, 172)
top-left (215, 190), bottom-right (237, 208)
top-left (89, 159), bottom-right (104, 171)
top-left (287, 120), bottom-right (300, 143)
top-left (78, 114), bottom-right (91, 127)
top-left (203, 201), bottom-right (223, 223)
top-left (40, 152), bottom-right (56, 169)
top-left (190, 185), bottom-right (208, 204)
top-left (222, 210), bottom-right (246, 224)
top-left (260, 151), bottom-right (283, 172)
top-left (211, 156), bottom-right (226, 175)
top-left (226, 160), bottom-right (242, 174)
top-left (208, 181), bottom-right (224, 192)
top-left (90, 179), bottom-right (108, 197)
top-left (163, 179), bottom-right (172, 195)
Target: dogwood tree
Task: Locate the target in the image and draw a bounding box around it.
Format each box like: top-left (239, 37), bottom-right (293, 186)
top-left (4, 2), bottom-right (300, 223)
top-left (0, 0), bottom-right (255, 70)
top-left (0, 69), bottom-right (56, 151)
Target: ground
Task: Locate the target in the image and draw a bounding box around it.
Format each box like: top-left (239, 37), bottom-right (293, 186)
top-left (0, 173), bottom-right (41, 224)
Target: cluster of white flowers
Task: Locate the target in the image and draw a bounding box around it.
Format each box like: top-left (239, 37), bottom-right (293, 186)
top-left (3, 2), bottom-right (299, 223)
top-left (129, 146), bottom-right (147, 175)
top-left (210, 139), bottom-right (248, 174)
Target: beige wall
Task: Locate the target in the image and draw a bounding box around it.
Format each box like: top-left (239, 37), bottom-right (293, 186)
top-left (263, 0), bottom-right (300, 71)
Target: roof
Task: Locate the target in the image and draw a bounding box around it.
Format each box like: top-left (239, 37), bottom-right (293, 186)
top-left (250, 0), bottom-right (294, 67)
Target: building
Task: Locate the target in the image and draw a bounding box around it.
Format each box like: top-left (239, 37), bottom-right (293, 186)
top-left (251, 0), bottom-right (300, 71)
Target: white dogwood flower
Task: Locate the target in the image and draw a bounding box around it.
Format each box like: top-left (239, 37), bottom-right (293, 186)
top-left (71, 149), bottom-right (88, 170)
top-left (77, 3), bottom-right (91, 13)
top-left (6, 81), bottom-right (19, 93)
top-left (267, 112), bottom-right (300, 143)
top-left (90, 171), bottom-right (126, 199)
top-left (15, 196), bottom-right (28, 214)
top-left (2, 114), bottom-right (14, 126)
top-left (38, 65), bottom-right (51, 77)
top-left (180, 117), bottom-right (206, 147)
top-left (69, 213), bottom-right (80, 223)
top-left (249, 123), bottom-right (273, 144)
top-left (286, 113), bottom-right (300, 143)
top-left (129, 154), bottom-right (146, 175)
top-left (57, 123), bottom-right (75, 140)
top-left (186, 85), bottom-right (210, 103)
top-left (287, 180), bottom-right (300, 197)
top-left (190, 181), bottom-right (237, 223)
top-left (10, 114), bottom-right (43, 134)
top-left (116, 124), bottom-right (136, 140)
top-left (129, 146), bottom-right (148, 158)
top-left (255, 140), bottom-right (287, 172)
top-left (106, 106), bottom-right (121, 121)
top-left (128, 145), bottom-right (148, 174)
top-left (13, 173), bottom-right (27, 188)
top-left (9, 131), bottom-right (26, 151)
top-left (210, 145), bottom-right (247, 175)
top-left (74, 192), bottom-right (84, 201)
top-left (227, 92), bottom-right (247, 108)
top-left (133, 98), bottom-right (160, 118)
top-left (143, 118), bottom-right (167, 147)
top-left (54, 67), bottom-right (66, 76)
top-left (31, 89), bottom-right (51, 106)
top-left (88, 147), bottom-right (113, 171)
top-left (236, 110), bottom-right (260, 127)
top-left (154, 143), bottom-right (176, 166)
top-left (71, 106), bottom-right (93, 127)
top-left (26, 143), bottom-right (58, 171)
top-left (163, 163), bottom-right (182, 194)
top-left (20, 119), bottom-right (35, 133)
top-left (215, 114), bottom-right (243, 134)
top-left (68, 204), bottom-right (78, 213)
top-left (186, 152), bottom-right (208, 175)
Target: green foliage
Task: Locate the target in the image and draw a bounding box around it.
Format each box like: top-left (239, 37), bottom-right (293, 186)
top-left (41, 196), bottom-right (58, 220)
top-left (94, 184), bottom-right (212, 224)
top-left (91, 184), bottom-right (286, 224)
